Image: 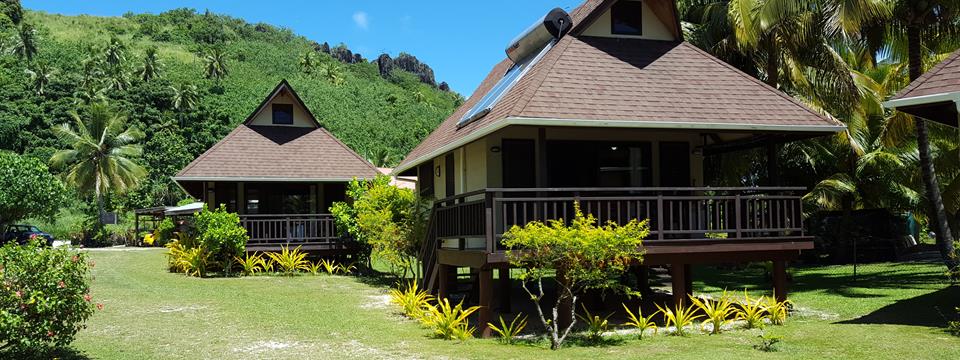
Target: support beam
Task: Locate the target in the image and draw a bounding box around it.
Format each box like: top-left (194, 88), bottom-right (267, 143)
top-left (772, 260), bottom-right (788, 302)
top-left (670, 263), bottom-right (687, 306)
top-left (478, 268), bottom-right (494, 338)
top-left (634, 265), bottom-right (652, 299)
top-left (498, 267), bottom-right (511, 313)
top-left (683, 264), bottom-right (693, 298)
top-left (437, 264), bottom-right (451, 299)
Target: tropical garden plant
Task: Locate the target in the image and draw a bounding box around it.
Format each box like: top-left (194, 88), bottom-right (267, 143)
top-left (622, 304), bottom-right (658, 339)
top-left (265, 246), bottom-right (310, 275)
top-left (421, 298), bottom-right (480, 341)
top-left (488, 315), bottom-right (528, 344)
top-left (690, 292), bottom-right (737, 334)
top-left (502, 202), bottom-right (648, 350)
top-left (0, 240), bottom-right (99, 353)
top-left (0, 152), bottom-right (66, 228)
top-left (235, 252), bottom-right (266, 275)
top-left (737, 292), bottom-right (770, 329)
top-left (576, 305), bottom-right (613, 342)
top-left (389, 281), bottom-right (433, 320)
top-left (656, 301), bottom-right (703, 337)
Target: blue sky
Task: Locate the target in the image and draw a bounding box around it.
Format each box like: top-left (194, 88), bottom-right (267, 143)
top-left (23, 0), bottom-right (584, 94)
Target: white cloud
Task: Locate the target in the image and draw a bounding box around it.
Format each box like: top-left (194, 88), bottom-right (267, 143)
top-left (352, 11), bottom-right (369, 30)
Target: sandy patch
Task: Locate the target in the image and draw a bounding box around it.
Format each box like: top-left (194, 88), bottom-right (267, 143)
top-left (157, 305), bottom-right (207, 313)
top-left (361, 294), bottom-right (393, 310)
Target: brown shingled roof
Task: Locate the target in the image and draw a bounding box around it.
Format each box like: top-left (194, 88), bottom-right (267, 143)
top-left (395, 0), bottom-right (842, 172)
top-left (892, 48), bottom-right (960, 100)
top-left (174, 81), bottom-right (380, 181)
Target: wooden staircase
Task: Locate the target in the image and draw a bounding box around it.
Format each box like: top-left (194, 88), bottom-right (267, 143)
top-left (418, 204), bottom-right (440, 293)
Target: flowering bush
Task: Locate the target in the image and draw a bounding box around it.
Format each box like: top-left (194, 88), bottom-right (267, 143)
top-left (0, 240), bottom-right (98, 352)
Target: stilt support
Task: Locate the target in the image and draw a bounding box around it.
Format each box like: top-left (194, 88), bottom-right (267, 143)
top-left (478, 267), bottom-right (494, 338)
top-left (772, 260), bottom-right (788, 302)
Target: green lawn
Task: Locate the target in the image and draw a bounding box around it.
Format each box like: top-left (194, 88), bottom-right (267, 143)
top-left (59, 249), bottom-right (960, 359)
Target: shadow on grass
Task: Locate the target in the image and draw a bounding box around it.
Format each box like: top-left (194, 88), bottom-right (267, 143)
top-left (566, 334), bottom-right (627, 347)
top-left (0, 347), bottom-right (91, 360)
top-left (836, 285), bottom-right (960, 327)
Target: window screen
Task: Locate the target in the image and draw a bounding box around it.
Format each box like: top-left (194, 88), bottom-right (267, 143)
top-left (611, 1), bottom-right (643, 36)
top-left (272, 104), bottom-right (294, 124)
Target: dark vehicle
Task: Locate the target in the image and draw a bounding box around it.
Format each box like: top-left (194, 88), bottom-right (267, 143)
top-left (2, 225), bottom-right (55, 246)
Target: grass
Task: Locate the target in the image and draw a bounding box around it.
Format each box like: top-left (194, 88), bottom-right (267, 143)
top-left (48, 249), bottom-right (960, 359)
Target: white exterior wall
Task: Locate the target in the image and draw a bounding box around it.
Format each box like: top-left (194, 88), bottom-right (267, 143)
top-left (581, 0), bottom-right (676, 41)
top-left (248, 91), bottom-right (316, 128)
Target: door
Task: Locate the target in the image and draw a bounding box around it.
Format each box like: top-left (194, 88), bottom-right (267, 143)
top-left (444, 153), bottom-right (455, 198)
top-left (659, 142), bottom-right (691, 187)
top-left (501, 139), bottom-right (536, 188)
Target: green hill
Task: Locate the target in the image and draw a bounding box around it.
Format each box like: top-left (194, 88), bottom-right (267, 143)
top-left (0, 7), bottom-right (460, 208)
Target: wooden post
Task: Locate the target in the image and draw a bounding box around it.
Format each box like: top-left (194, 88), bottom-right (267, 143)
top-left (670, 263), bottom-right (687, 306)
top-left (772, 260), bottom-right (788, 302)
top-left (498, 267), bottom-right (512, 312)
top-left (684, 264), bottom-right (694, 298)
top-left (134, 214), bottom-right (139, 238)
top-left (478, 267), bottom-right (494, 338)
top-left (438, 264), bottom-right (451, 299)
top-left (634, 265), bottom-right (652, 299)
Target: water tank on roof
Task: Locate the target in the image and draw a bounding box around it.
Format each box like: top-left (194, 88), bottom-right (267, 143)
top-left (505, 8), bottom-right (572, 63)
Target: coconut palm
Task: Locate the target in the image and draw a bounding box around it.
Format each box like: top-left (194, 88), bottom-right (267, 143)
top-left (103, 63), bottom-right (130, 92)
top-left (138, 46), bottom-right (162, 82)
top-left (104, 36), bottom-right (126, 68)
top-left (50, 103), bottom-right (147, 225)
top-left (299, 51), bottom-right (318, 74)
top-left (11, 22), bottom-right (38, 60)
top-left (24, 61), bottom-right (54, 96)
top-left (318, 62), bottom-right (345, 86)
top-left (203, 48), bottom-right (229, 83)
top-left (884, 0), bottom-right (960, 272)
top-left (170, 83), bottom-right (199, 112)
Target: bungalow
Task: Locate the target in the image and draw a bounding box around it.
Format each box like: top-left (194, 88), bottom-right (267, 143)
top-left (174, 80), bottom-right (381, 253)
top-left (393, 0), bottom-right (845, 332)
top-left (884, 49), bottom-right (960, 127)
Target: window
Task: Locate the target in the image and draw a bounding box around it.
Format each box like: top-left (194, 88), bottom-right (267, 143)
top-left (457, 41), bottom-right (556, 128)
top-left (272, 104), bottom-right (294, 124)
top-left (611, 0), bottom-right (643, 36)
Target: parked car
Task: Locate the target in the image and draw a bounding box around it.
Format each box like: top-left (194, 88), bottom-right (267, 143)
top-left (2, 224), bottom-right (55, 246)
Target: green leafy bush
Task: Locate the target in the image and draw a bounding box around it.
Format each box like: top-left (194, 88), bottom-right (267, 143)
top-left (194, 204), bottom-right (248, 274)
top-left (0, 240), bottom-right (98, 353)
top-left (154, 217), bottom-right (176, 246)
top-left (502, 202), bottom-right (648, 349)
top-left (330, 175), bottom-right (429, 278)
top-left (0, 152), bottom-right (67, 227)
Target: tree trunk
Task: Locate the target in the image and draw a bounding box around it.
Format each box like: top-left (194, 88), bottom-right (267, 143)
top-left (907, 25), bottom-right (960, 275)
top-left (765, 37), bottom-right (780, 89)
top-left (95, 174), bottom-right (105, 227)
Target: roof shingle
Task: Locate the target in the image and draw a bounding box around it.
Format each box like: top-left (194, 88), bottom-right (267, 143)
top-left (892, 48), bottom-right (960, 100)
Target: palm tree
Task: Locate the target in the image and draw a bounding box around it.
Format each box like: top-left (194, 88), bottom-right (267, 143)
top-left (886, 0), bottom-right (960, 272)
top-left (203, 48), bottom-right (229, 83)
top-left (24, 61), bottom-right (54, 96)
top-left (11, 22), bottom-right (38, 60)
top-left (103, 64), bottom-right (130, 92)
top-left (299, 51), bottom-right (317, 74)
top-left (170, 83), bottom-right (199, 113)
top-left (50, 103), bottom-right (147, 225)
top-left (138, 46), bottom-right (162, 82)
top-left (318, 62), bottom-right (345, 86)
top-left (104, 36), bottom-right (126, 68)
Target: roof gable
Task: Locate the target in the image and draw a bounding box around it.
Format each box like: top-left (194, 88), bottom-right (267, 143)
top-left (243, 79), bottom-right (321, 128)
top-left (175, 80), bottom-right (380, 181)
top-left (395, 0), bottom-right (843, 173)
top-left (892, 48), bottom-right (960, 100)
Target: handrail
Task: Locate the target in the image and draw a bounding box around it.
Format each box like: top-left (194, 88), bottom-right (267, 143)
top-left (483, 187), bottom-right (806, 193)
top-left (239, 213), bottom-right (334, 218)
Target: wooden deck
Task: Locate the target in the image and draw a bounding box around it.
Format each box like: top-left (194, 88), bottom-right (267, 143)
top-left (240, 214), bottom-right (353, 253)
top-left (419, 187), bottom-right (810, 335)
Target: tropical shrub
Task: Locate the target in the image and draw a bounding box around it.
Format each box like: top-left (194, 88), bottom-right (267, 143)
top-left (737, 292), bottom-right (770, 329)
top-left (176, 247), bottom-right (211, 277)
top-left (765, 296), bottom-right (792, 326)
top-left (389, 281), bottom-right (433, 320)
top-left (690, 292), bottom-right (737, 334)
top-left (0, 153), bottom-right (67, 228)
top-left (306, 261), bottom-right (324, 275)
top-left (265, 246), bottom-right (310, 275)
top-left (576, 305), bottom-right (612, 341)
top-left (234, 252), bottom-right (266, 275)
top-left (656, 302), bottom-right (703, 336)
top-left (165, 240), bottom-right (186, 272)
top-left (622, 304), bottom-right (658, 339)
top-left (318, 258), bottom-right (338, 275)
top-left (947, 307), bottom-right (960, 336)
top-left (0, 240), bottom-right (98, 353)
top-left (754, 333), bottom-right (783, 352)
top-left (488, 315), bottom-right (528, 344)
top-left (194, 204), bottom-right (248, 274)
top-left (421, 298), bottom-right (480, 341)
top-left (153, 217), bottom-right (176, 246)
top-left (330, 175), bottom-right (429, 278)
top-left (502, 202), bottom-right (648, 350)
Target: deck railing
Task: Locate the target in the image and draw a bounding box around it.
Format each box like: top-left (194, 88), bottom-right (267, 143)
top-left (432, 187), bottom-right (807, 252)
top-left (239, 214), bottom-right (341, 249)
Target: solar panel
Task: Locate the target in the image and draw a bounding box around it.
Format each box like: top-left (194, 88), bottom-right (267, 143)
top-left (457, 40), bottom-right (557, 128)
